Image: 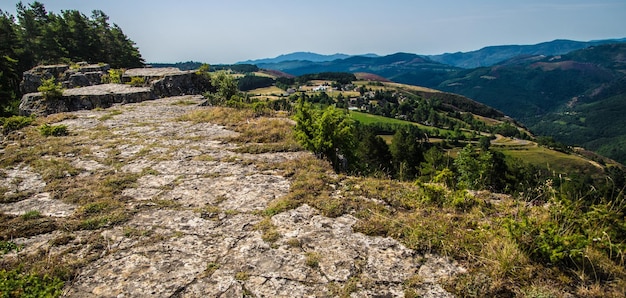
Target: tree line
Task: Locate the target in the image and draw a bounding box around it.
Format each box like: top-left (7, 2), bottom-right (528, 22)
top-left (0, 1), bottom-right (145, 115)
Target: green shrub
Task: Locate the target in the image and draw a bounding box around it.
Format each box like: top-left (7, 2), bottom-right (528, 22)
top-left (0, 269), bottom-right (64, 297)
top-left (0, 241), bottom-right (21, 255)
top-left (37, 77), bottom-right (64, 100)
top-left (506, 206), bottom-right (588, 266)
top-left (38, 124), bottom-right (68, 136)
top-left (126, 76), bottom-right (145, 87)
top-left (21, 210), bottom-right (42, 220)
top-left (305, 252), bottom-right (320, 268)
top-left (448, 190), bottom-right (480, 211)
top-left (101, 69), bottom-right (124, 84)
top-left (1, 115), bottom-right (34, 134)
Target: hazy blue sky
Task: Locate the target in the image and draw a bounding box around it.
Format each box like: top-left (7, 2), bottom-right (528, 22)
top-left (1, 0), bottom-right (625, 63)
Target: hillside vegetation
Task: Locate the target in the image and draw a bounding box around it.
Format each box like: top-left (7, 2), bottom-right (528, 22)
top-left (255, 42), bottom-right (626, 165)
top-left (437, 43), bottom-right (626, 164)
top-left (2, 62), bottom-right (626, 296)
top-left (198, 72), bottom-right (626, 296)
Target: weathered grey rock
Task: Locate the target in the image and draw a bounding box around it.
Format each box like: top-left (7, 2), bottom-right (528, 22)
top-left (21, 63), bottom-right (110, 94)
top-left (83, 71), bottom-right (104, 85)
top-left (21, 64), bottom-right (70, 94)
top-left (19, 64), bottom-right (213, 116)
top-left (19, 84), bottom-right (155, 116)
top-left (0, 192), bottom-right (76, 217)
top-left (0, 165), bottom-right (46, 198)
top-left (64, 73), bottom-right (91, 89)
top-left (4, 96), bottom-right (463, 297)
top-left (124, 67), bottom-right (183, 78)
top-left (150, 72), bottom-right (214, 97)
top-left (78, 63), bottom-right (110, 74)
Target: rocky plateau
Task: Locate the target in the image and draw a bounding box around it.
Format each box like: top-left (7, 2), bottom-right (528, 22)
top-left (1, 94), bottom-right (464, 297)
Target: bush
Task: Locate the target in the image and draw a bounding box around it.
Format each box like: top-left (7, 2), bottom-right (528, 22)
top-left (126, 76), bottom-right (145, 87)
top-left (0, 241), bottom-right (20, 255)
top-left (293, 100), bottom-right (356, 172)
top-left (101, 69), bottom-right (124, 84)
top-left (37, 78), bottom-right (63, 100)
top-left (1, 115), bottom-right (34, 134)
top-left (506, 199), bottom-right (588, 266)
top-left (38, 124), bottom-right (68, 136)
top-left (0, 269), bottom-right (64, 297)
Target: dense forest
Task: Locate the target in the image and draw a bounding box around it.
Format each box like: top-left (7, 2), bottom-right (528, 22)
top-left (0, 1), bottom-right (144, 116)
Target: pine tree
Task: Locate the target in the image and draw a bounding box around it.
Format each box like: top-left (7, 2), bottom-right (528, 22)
top-left (294, 99), bottom-right (356, 172)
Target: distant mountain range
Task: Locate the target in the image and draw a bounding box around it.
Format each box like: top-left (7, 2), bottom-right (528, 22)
top-left (437, 43), bottom-right (626, 163)
top-left (239, 52), bottom-right (379, 65)
top-left (241, 38), bottom-right (626, 69)
top-left (239, 38), bottom-right (626, 164)
top-left (429, 38), bottom-right (626, 68)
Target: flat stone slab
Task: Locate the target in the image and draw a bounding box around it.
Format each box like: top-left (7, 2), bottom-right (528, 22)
top-left (0, 192), bottom-right (76, 217)
top-left (63, 84), bottom-right (151, 96)
top-left (4, 96), bottom-right (462, 297)
top-left (125, 68), bottom-right (185, 77)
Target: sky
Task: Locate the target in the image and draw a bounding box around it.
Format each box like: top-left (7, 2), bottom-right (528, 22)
top-left (1, 0), bottom-right (625, 64)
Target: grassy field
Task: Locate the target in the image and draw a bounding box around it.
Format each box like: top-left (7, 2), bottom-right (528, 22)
top-left (496, 146), bottom-right (605, 177)
top-left (349, 111), bottom-right (417, 126)
top-left (246, 86), bottom-right (285, 96)
top-left (349, 111), bottom-right (473, 139)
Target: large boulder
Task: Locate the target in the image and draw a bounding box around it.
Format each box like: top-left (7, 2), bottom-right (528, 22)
top-left (64, 73), bottom-right (91, 89)
top-left (21, 63), bottom-right (110, 93)
top-left (19, 84), bottom-right (154, 116)
top-left (21, 64), bottom-right (70, 94)
top-left (18, 64), bottom-right (214, 116)
top-left (150, 71), bottom-right (214, 97)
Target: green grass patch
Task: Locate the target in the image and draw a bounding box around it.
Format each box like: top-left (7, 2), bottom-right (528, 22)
top-left (0, 269), bottom-right (64, 297)
top-left (349, 111), bottom-right (460, 137)
top-left (350, 111), bottom-right (418, 126)
top-left (98, 109), bottom-right (123, 121)
top-left (0, 241), bottom-right (21, 255)
top-left (38, 124), bottom-right (69, 136)
top-left (0, 116), bottom-right (34, 134)
top-left (21, 210), bottom-right (42, 220)
top-left (498, 146), bottom-right (604, 178)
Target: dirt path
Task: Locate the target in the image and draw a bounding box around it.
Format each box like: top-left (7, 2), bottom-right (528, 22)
top-left (1, 96), bottom-right (462, 297)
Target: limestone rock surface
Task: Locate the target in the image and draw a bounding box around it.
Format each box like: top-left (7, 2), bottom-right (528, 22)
top-left (18, 64), bottom-right (213, 116)
top-left (3, 96), bottom-right (463, 297)
top-left (19, 84), bottom-right (154, 116)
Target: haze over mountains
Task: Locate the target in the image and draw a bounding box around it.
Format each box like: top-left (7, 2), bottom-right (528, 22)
top-left (238, 38), bottom-right (626, 164)
top-left (241, 38), bottom-right (626, 68)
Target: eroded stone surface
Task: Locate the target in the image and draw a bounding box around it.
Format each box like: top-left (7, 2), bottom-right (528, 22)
top-left (3, 95), bottom-right (463, 297)
top-left (1, 166), bottom-right (46, 194)
top-left (0, 192), bottom-right (76, 217)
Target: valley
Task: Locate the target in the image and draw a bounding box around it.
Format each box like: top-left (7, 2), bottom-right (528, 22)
top-left (252, 41), bottom-right (626, 165)
top-left (1, 3), bottom-right (625, 296)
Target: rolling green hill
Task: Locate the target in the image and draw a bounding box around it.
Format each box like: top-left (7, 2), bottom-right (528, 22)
top-left (256, 53), bottom-right (459, 87)
top-left (434, 43), bottom-right (626, 163)
top-left (428, 38), bottom-right (626, 68)
top-left (245, 72), bottom-right (615, 179)
top-left (253, 42), bottom-right (626, 164)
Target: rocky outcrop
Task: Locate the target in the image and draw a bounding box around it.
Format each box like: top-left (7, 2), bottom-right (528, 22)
top-left (151, 72), bottom-right (214, 98)
top-left (19, 64), bottom-right (214, 116)
top-left (20, 64), bottom-right (70, 94)
top-left (19, 84), bottom-right (154, 116)
top-left (20, 63), bottom-right (110, 94)
top-left (3, 96), bottom-right (463, 297)
top-left (123, 67), bottom-right (183, 83)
